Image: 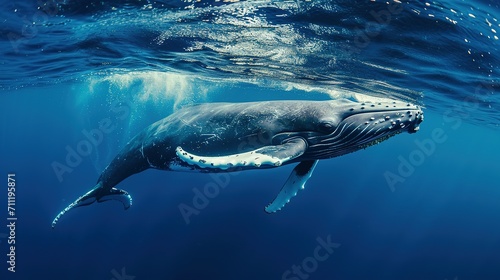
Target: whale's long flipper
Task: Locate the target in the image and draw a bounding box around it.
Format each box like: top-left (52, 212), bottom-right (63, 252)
top-left (51, 182), bottom-right (132, 229)
top-left (176, 137), bottom-right (307, 170)
top-left (265, 160), bottom-right (318, 213)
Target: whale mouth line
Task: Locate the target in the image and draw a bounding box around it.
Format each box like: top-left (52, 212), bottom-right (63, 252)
top-left (306, 122), bottom-right (401, 159)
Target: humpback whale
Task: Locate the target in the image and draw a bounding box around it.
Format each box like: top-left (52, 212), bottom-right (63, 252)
top-left (52, 99), bottom-right (423, 228)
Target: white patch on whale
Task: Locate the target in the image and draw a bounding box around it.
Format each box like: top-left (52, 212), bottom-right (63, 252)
top-left (175, 146), bottom-right (285, 170)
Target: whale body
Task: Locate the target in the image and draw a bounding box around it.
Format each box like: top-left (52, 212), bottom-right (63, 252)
top-left (52, 99), bottom-right (423, 228)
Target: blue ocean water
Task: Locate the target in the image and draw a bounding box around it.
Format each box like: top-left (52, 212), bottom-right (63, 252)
top-left (1, 0), bottom-right (500, 279)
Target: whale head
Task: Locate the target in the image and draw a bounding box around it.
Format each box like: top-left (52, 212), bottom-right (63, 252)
top-left (276, 99), bottom-right (424, 160)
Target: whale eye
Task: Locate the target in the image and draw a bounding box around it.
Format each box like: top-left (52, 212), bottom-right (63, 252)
top-left (318, 121), bottom-right (335, 133)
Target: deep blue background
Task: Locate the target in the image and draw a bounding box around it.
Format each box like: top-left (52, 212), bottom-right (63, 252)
top-left (1, 0), bottom-right (500, 279)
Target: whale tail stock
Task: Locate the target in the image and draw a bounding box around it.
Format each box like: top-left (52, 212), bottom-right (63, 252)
top-left (51, 182), bottom-right (132, 229)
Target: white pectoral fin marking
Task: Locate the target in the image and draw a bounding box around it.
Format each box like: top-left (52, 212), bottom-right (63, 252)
top-left (175, 138), bottom-right (307, 170)
top-left (265, 160), bottom-right (318, 213)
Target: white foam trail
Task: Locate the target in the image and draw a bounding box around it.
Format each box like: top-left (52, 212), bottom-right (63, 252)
top-left (89, 71), bottom-right (212, 110)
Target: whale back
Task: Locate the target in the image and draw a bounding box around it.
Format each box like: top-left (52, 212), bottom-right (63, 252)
top-left (142, 101), bottom-right (328, 159)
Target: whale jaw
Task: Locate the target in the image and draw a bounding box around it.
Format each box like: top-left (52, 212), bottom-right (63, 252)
top-left (303, 99), bottom-right (424, 160)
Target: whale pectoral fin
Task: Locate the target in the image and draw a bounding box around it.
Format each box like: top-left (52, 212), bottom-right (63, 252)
top-left (176, 137), bottom-right (307, 170)
top-left (265, 160), bottom-right (318, 213)
top-left (51, 183), bottom-right (132, 229)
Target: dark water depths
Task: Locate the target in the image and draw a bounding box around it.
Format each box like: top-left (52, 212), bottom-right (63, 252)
top-left (1, 1), bottom-right (500, 279)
